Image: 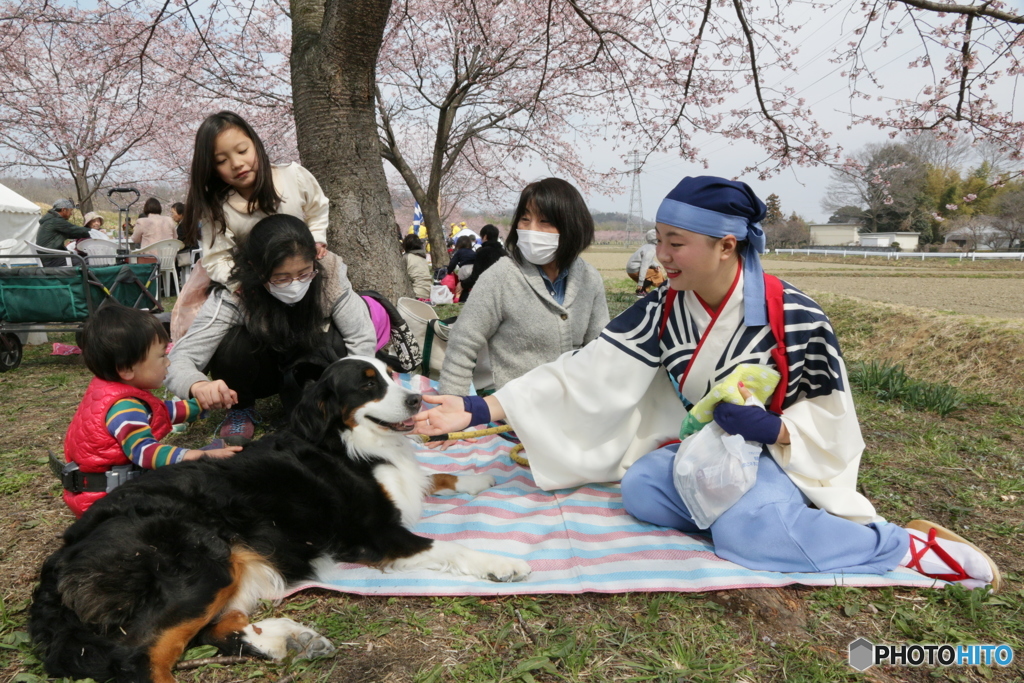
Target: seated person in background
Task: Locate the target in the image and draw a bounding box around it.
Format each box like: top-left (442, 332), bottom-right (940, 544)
top-left (82, 212), bottom-right (109, 240)
top-left (172, 202), bottom-right (196, 251)
top-left (438, 177), bottom-right (610, 396)
top-left (36, 198), bottom-right (90, 266)
top-left (447, 234), bottom-right (477, 278)
top-left (626, 229), bottom-right (665, 297)
top-left (458, 224), bottom-right (506, 303)
top-left (131, 197), bottom-right (178, 250)
top-left (402, 234), bottom-right (433, 301)
top-left (166, 214), bottom-right (377, 445)
top-left (62, 305), bottom-right (241, 518)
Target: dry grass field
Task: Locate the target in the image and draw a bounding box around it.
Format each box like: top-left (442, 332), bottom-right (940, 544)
top-left (583, 248), bottom-right (1024, 320)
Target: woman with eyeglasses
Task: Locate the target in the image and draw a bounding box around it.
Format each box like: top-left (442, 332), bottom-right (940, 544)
top-left (165, 214), bottom-right (377, 444)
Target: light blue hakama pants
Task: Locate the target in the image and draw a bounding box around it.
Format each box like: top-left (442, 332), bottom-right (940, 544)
top-left (620, 445), bottom-right (909, 575)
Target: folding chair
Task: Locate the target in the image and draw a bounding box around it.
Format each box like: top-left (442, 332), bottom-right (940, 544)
top-left (131, 239), bottom-right (184, 297)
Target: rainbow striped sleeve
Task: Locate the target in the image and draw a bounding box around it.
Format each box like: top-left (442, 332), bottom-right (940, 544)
top-left (105, 398), bottom-right (190, 469)
top-left (165, 398), bottom-right (203, 425)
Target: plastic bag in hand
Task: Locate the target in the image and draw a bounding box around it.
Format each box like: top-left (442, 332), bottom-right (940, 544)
top-left (671, 421), bottom-right (762, 529)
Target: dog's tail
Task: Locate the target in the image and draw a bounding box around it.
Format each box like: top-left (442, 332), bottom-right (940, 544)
top-left (29, 549), bottom-right (148, 682)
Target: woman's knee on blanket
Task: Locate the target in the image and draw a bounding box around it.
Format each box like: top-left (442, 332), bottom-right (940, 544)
top-left (621, 447), bottom-right (699, 532)
top-left (712, 499), bottom-right (825, 572)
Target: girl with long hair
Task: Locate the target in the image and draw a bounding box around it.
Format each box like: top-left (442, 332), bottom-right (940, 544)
top-left (179, 111), bottom-right (328, 287)
top-left (166, 214), bottom-right (377, 444)
top-left (170, 111), bottom-right (329, 341)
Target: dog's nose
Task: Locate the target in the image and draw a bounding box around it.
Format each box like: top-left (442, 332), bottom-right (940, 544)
top-left (405, 393), bottom-right (422, 410)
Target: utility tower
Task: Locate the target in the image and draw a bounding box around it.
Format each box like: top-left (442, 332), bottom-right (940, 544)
top-left (624, 151), bottom-right (644, 246)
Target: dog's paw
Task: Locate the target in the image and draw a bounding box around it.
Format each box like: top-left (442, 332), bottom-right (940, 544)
top-left (470, 554), bottom-right (532, 583)
top-left (454, 474), bottom-right (495, 495)
top-left (242, 618), bottom-right (336, 661)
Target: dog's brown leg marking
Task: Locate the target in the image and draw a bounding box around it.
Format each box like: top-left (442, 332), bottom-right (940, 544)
top-left (429, 473), bottom-right (459, 493)
top-left (207, 609), bottom-right (250, 641)
top-left (147, 549), bottom-right (259, 683)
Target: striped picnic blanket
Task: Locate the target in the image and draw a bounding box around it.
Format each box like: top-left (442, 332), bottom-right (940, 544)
top-left (294, 374), bottom-right (942, 596)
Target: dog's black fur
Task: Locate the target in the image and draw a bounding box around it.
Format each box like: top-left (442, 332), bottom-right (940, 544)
top-left (29, 357), bottom-right (527, 683)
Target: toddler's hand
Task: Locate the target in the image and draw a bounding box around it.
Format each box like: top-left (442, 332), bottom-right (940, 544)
top-left (182, 446), bottom-right (243, 461)
top-left (315, 242), bottom-right (328, 259)
top-left (204, 446), bottom-right (243, 459)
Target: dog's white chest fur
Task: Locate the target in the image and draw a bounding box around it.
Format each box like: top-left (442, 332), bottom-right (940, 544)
top-left (372, 457), bottom-right (429, 528)
top-left (341, 424), bottom-right (429, 529)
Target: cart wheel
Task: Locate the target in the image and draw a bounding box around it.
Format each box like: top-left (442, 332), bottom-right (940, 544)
top-left (0, 333), bottom-right (22, 372)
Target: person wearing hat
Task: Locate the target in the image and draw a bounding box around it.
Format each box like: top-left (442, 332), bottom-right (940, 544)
top-left (625, 228), bottom-right (665, 297)
top-left (82, 212), bottom-right (109, 239)
top-left (412, 175), bottom-right (1001, 591)
top-left (36, 199), bottom-right (90, 266)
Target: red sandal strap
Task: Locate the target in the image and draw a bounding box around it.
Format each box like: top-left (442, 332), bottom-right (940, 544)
top-left (906, 527), bottom-right (970, 582)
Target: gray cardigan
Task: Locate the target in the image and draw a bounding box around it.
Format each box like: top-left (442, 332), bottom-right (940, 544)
top-left (438, 256), bottom-right (609, 395)
top-left (165, 255), bottom-right (377, 399)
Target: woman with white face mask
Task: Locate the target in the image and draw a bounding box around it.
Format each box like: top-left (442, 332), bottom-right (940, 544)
top-left (165, 214), bottom-right (377, 444)
top-left (438, 178), bottom-right (609, 396)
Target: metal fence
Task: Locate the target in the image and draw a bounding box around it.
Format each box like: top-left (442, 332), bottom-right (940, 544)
top-left (773, 248), bottom-right (1024, 261)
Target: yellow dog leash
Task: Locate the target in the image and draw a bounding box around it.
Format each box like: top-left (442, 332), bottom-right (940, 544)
top-left (417, 425), bottom-right (529, 466)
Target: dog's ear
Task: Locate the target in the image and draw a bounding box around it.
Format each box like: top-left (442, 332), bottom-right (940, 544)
top-left (290, 377), bottom-right (334, 443)
top-left (290, 360), bottom-right (326, 388)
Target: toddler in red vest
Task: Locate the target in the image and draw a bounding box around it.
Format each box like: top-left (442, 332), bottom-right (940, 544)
top-left (61, 305), bottom-right (241, 517)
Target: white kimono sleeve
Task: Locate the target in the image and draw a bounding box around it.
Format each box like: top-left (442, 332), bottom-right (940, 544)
top-left (767, 360), bottom-right (882, 524)
top-left (495, 337), bottom-right (685, 491)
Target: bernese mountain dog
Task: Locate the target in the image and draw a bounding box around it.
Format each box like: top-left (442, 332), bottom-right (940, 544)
top-left (29, 357), bottom-right (530, 683)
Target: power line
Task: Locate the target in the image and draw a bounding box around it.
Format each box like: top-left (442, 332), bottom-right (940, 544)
top-left (624, 150), bottom-right (644, 246)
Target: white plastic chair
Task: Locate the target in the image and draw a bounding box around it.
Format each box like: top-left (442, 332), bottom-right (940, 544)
top-left (131, 238), bottom-right (184, 297)
top-left (24, 240), bottom-right (72, 266)
top-left (178, 247), bottom-right (203, 285)
top-left (76, 238), bottom-right (117, 266)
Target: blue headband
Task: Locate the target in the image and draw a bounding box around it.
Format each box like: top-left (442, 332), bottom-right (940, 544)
top-left (656, 198), bottom-right (768, 326)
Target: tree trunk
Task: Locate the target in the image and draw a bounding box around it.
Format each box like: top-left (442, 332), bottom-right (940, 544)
top-left (420, 198), bottom-right (447, 269)
top-left (290, 0), bottom-right (410, 302)
top-left (68, 160), bottom-right (94, 214)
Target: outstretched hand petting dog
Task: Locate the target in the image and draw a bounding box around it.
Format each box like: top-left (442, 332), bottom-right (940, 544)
top-left (413, 394), bottom-right (508, 449)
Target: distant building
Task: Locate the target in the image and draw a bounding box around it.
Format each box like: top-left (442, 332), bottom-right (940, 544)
top-left (860, 232), bottom-right (920, 251)
top-left (944, 225), bottom-right (1011, 251)
top-left (807, 224), bottom-right (920, 251)
top-left (809, 223), bottom-right (859, 246)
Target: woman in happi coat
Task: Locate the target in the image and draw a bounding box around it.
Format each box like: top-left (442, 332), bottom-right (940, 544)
top-left (413, 176), bottom-right (1000, 591)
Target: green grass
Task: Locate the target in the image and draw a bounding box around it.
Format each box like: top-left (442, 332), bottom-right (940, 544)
top-left (2, 287), bottom-right (1024, 682)
top-left (849, 360), bottom-right (965, 416)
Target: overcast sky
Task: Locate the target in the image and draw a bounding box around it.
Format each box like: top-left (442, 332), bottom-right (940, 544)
top-left (568, 2), bottom-right (1023, 224)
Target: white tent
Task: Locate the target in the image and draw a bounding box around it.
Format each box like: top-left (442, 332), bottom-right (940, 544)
top-left (0, 182), bottom-right (41, 256)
